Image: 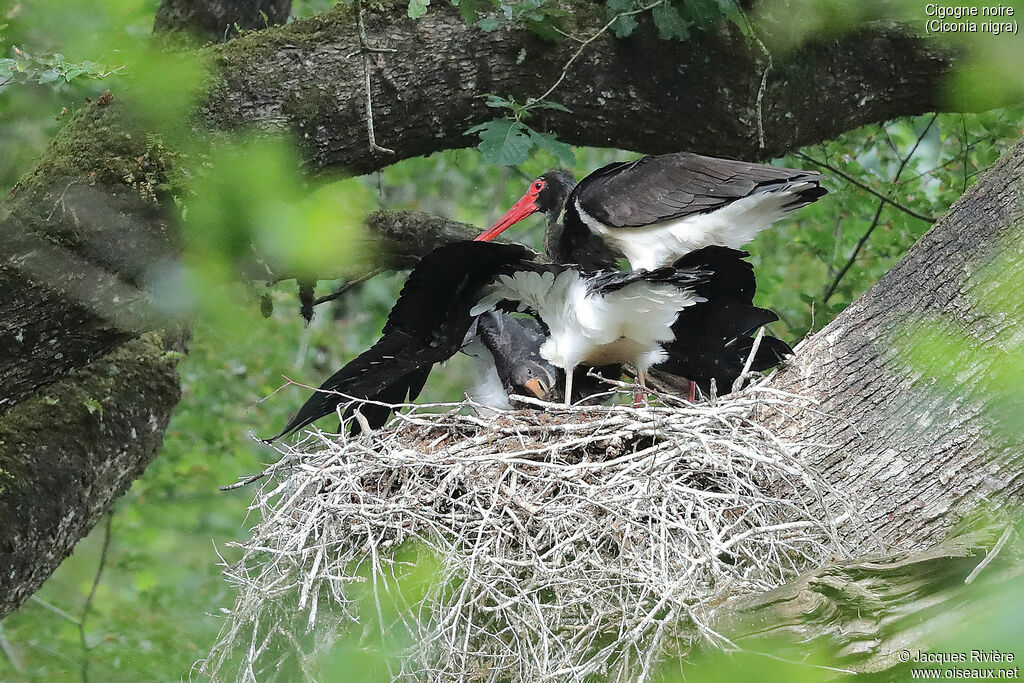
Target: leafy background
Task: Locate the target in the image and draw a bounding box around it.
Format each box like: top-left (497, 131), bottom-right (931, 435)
top-left (1, 0), bottom-right (1023, 679)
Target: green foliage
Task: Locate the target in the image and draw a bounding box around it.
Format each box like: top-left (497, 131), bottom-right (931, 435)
top-left (0, 45), bottom-right (119, 87)
top-left (751, 109), bottom-right (1024, 340)
top-left (467, 118), bottom-right (575, 166)
top-left (606, 0), bottom-right (642, 37)
top-left (651, 1), bottom-right (692, 40)
top-left (468, 94), bottom-right (576, 166)
top-left (408, 0), bottom-right (430, 19)
top-left (606, 0), bottom-right (739, 39)
top-left (184, 136), bottom-right (369, 282)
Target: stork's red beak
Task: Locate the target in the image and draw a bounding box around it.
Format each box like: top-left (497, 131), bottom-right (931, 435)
top-left (474, 192), bottom-right (540, 242)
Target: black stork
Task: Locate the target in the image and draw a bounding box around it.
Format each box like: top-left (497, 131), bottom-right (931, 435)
top-left (463, 310), bottom-right (557, 410)
top-left (475, 152), bottom-right (827, 271)
top-left (659, 246), bottom-right (792, 398)
top-left (464, 310), bottom-right (618, 410)
top-left (267, 241), bottom-right (709, 440)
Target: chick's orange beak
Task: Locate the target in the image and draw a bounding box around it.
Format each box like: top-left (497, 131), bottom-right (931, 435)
top-left (524, 378), bottom-right (548, 399)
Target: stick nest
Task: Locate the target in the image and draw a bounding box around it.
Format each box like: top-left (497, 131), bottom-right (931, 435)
top-left (200, 379), bottom-right (856, 682)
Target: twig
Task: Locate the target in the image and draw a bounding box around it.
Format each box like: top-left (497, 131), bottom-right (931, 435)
top-left (352, 0), bottom-right (397, 155)
top-left (822, 200), bottom-right (884, 303)
top-left (80, 511), bottom-right (113, 683)
top-left (312, 269), bottom-right (380, 307)
top-left (30, 596), bottom-right (82, 625)
top-left (796, 152), bottom-right (936, 224)
top-left (220, 471), bottom-right (269, 491)
top-left (731, 327), bottom-right (765, 393)
top-left (964, 525), bottom-right (1014, 585)
top-left (531, 0), bottom-right (665, 106)
top-left (820, 113), bottom-right (939, 303)
top-left (751, 32), bottom-right (773, 151)
top-left (0, 623), bottom-right (24, 674)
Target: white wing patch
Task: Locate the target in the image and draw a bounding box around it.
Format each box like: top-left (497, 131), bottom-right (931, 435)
top-left (471, 269), bottom-right (702, 375)
top-left (577, 183), bottom-right (815, 270)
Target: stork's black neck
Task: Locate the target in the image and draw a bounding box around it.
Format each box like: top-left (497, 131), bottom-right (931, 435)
top-left (545, 202), bottom-right (621, 272)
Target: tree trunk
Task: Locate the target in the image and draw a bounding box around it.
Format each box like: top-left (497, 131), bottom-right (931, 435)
top-left (766, 137), bottom-right (1024, 552)
top-left (0, 1), bottom-right (1007, 619)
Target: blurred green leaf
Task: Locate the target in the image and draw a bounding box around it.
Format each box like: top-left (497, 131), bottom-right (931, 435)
top-left (408, 0), bottom-right (430, 18)
top-left (185, 136), bottom-right (368, 280)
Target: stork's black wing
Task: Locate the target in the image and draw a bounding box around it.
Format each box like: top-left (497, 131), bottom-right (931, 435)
top-left (267, 241), bottom-right (536, 441)
top-left (658, 246), bottom-right (793, 394)
top-left (570, 152), bottom-right (826, 229)
top-left (587, 264), bottom-right (706, 295)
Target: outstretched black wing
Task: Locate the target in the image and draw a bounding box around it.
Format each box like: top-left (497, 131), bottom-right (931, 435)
top-left (570, 152), bottom-right (826, 229)
top-left (658, 246), bottom-right (793, 394)
top-left (267, 241), bottom-right (536, 441)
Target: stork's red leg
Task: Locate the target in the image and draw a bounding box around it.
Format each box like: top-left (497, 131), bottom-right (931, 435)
top-left (633, 370), bottom-right (648, 407)
top-left (688, 380), bottom-right (696, 403)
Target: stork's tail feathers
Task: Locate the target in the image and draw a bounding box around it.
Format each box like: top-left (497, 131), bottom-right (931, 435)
top-left (778, 178), bottom-right (828, 212)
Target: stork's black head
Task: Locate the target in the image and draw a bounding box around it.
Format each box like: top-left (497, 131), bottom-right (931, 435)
top-left (474, 170), bottom-right (577, 242)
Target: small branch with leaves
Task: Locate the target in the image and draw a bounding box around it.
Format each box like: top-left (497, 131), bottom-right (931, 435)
top-left (818, 113), bottom-right (939, 303)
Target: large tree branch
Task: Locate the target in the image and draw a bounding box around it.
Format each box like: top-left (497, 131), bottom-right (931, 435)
top-left (765, 136), bottom-right (1024, 551)
top-left (0, 331), bottom-right (184, 617)
top-left (203, 7), bottom-right (954, 172)
top-left (154, 0), bottom-right (292, 42)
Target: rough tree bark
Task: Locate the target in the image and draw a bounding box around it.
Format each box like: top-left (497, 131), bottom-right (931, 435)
top-left (768, 137), bottom-right (1024, 551)
top-left (154, 0), bottom-right (292, 42)
top-left (0, 0), bottom-right (1011, 635)
top-left (700, 138), bottom-right (1024, 674)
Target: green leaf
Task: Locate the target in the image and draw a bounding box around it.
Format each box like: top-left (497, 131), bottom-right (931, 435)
top-left (680, 0), bottom-right (718, 25)
top-left (606, 0), bottom-right (640, 37)
top-left (83, 397), bottom-right (103, 416)
top-left (652, 1), bottom-right (691, 40)
top-left (408, 0), bottom-right (430, 19)
top-left (454, 0), bottom-right (493, 21)
top-left (482, 94), bottom-right (513, 109)
top-left (714, 0), bottom-right (749, 34)
top-left (38, 68), bottom-right (59, 84)
top-left (528, 129), bottom-right (576, 166)
top-left (477, 16), bottom-right (500, 30)
top-left (468, 119), bottom-right (533, 166)
top-left (528, 100), bottom-right (571, 113)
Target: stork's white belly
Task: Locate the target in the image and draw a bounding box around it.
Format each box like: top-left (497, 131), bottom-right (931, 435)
top-left (571, 337), bottom-right (668, 367)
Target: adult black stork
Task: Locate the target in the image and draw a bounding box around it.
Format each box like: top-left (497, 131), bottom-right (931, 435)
top-left (659, 246), bottom-right (792, 398)
top-left (475, 152), bottom-right (827, 271)
top-left (267, 241), bottom-right (708, 440)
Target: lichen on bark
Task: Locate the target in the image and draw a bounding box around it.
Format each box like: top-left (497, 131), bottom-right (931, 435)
top-left (0, 331), bottom-right (185, 616)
